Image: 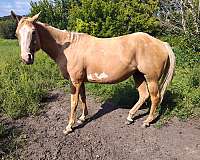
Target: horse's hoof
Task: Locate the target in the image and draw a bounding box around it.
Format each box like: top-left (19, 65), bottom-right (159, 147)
top-left (63, 127), bottom-right (73, 135)
top-left (77, 119), bottom-right (84, 124)
top-left (125, 116), bottom-right (133, 125)
top-left (77, 115), bottom-right (89, 124)
top-left (125, 120), bottom-right (133, 125)
top-left (142, 122), bottom-right (150, 128)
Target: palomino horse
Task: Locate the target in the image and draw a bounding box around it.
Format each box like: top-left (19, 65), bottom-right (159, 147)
top-left (11, 12), bottom-right (175, 135)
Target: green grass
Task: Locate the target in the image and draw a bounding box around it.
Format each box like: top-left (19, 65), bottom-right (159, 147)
top-left (159, 35), bottom-right (200, 120)
top-left (0, 40), bottom-right (67, 159)
top-left (86, 78), bottom-right (138, 106)
top-left (0, 39), bottom-right (67, 119)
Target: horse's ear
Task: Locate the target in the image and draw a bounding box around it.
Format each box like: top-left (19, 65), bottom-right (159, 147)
top-left (30, 12), bottom-right (41, 22)
top-left (11, 11), bottom-right (21, 23)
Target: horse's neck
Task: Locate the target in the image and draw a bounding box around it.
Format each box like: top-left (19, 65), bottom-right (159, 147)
top-left (35, 22), bottom-right (70, 61)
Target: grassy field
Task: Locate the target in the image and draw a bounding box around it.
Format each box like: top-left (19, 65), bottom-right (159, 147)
top-left (0, 37), bottom-right (199, 123)
top-left (0, 39), bottom-right (66, 119)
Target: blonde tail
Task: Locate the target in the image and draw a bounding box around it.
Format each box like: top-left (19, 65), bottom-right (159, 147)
top-left (159, 43), bottom-right (176, 104)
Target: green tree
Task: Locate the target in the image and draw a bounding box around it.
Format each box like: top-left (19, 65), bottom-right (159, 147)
top-left (68, 0), bottom-right (160, 37)
top-left (0, 19), bottom-right (16, 39)
top-left (30, 0), bottom-right (70, 29)
top-left (159, 0), bottom-right (200, 34)
top-left (30, 0), bottom-right (160, 37)
top-left (159, 0), bottom-right (200, 51)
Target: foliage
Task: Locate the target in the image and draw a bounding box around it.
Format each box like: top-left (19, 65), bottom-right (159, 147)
top-left (68, 0), bottom-right (160, 37)
top-left (159, 0), bottom-right (200, 34)
top-left (0, 39), bottom-right (66, 118)
top-left (184, 32), bottom-right (200, 53)
top-left (159, 66), bottom-right (200, 121)
top-left (159, 36), bottom-right (200, 120)
top-left (161, 35), bottom-right (200, 67)
top-left (159, 0), bottom-right (200, 52)
top-left (30, 0), bottom-right (160, 37)
top-left (0, 19), bottom-right (16, 39)
top-left (169, 67), bottom-right (200, 118)
top-left (30, 0), bottom-right (70, 29)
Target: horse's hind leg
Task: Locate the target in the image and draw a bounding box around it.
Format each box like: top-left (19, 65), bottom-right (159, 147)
top-left (142, 78), bottom-right (160, 127)
top-left (126, 72), bottom-right (149, 124)
top-left (77, 83), bottom-right (88, 124)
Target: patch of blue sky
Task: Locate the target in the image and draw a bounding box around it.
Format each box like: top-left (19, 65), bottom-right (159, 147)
top-left (0, 0), bottom-right (40, 17)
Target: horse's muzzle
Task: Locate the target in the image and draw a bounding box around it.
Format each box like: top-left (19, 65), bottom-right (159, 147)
top-left (21, 53), bottom-right (34, 65)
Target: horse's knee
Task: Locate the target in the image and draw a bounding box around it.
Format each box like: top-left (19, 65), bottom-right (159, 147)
top-left (141, 92), bottom-right (149, 102)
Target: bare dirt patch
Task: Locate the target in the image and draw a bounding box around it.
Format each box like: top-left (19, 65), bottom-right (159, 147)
top-left (1, 89), bottom-right (200, 160)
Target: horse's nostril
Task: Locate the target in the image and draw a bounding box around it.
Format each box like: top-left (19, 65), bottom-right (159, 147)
top-left (28, 54), bottom-right (32, 61)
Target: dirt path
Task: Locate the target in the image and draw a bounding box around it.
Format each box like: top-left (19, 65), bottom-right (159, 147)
top-left (2, 90), bottom-right (200, 160)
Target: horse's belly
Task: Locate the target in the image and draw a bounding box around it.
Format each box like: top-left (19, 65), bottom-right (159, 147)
top-left (86, 69), bottom-right (136, 84)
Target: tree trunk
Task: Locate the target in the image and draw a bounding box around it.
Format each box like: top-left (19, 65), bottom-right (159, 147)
top-left (188, 0), bottom-right (199, 33)
top-left (180, 0), bottom-right (187, 33)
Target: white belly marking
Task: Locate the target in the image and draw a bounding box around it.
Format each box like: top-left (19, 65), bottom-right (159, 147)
top-left (87, 72), bottom-right (109, 81)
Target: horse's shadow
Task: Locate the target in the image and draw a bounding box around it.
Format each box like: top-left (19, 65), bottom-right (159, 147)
top-left (74, 82), bottom-right (180, 130)
top-left (0, 122), bottom-right (22, 158)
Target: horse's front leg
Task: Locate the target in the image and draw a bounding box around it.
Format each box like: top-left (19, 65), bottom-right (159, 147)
top-left (77, 83), bottom-right (88, 124)
top-left (63, 82), bottom-right (81, 135)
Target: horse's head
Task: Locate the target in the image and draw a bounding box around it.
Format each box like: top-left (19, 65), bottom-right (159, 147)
top-left (11, 11), bottom-right (41, 65)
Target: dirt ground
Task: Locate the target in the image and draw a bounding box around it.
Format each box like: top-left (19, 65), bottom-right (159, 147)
top-left (1, 89), bottom-right (200, 160)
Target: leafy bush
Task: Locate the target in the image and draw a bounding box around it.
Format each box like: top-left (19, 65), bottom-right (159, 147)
top-left (30, 0), bottom-right (70, 29)
top-left (0, 19), bottom-right (16, 39)
top-left (184, 33), bottom-right (200, 53)
top-left (30, 0), bottom-right (160, 37)
top-left (160, 35), bottom-right (200, 67)
top-left (160, 66), bottom-right (200, 119)
top-left (68, 0), bottom-right (160, 37)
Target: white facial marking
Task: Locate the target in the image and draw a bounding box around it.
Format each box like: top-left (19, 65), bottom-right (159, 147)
top-left (19, 25), bottom-right (32, 53)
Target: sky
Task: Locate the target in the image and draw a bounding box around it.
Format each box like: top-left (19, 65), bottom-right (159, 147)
top-left (0, 0), bottom-right (40, 17)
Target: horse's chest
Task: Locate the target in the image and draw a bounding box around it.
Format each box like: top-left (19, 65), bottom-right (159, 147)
top-left (57, 59), bottom-right (69, 79)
